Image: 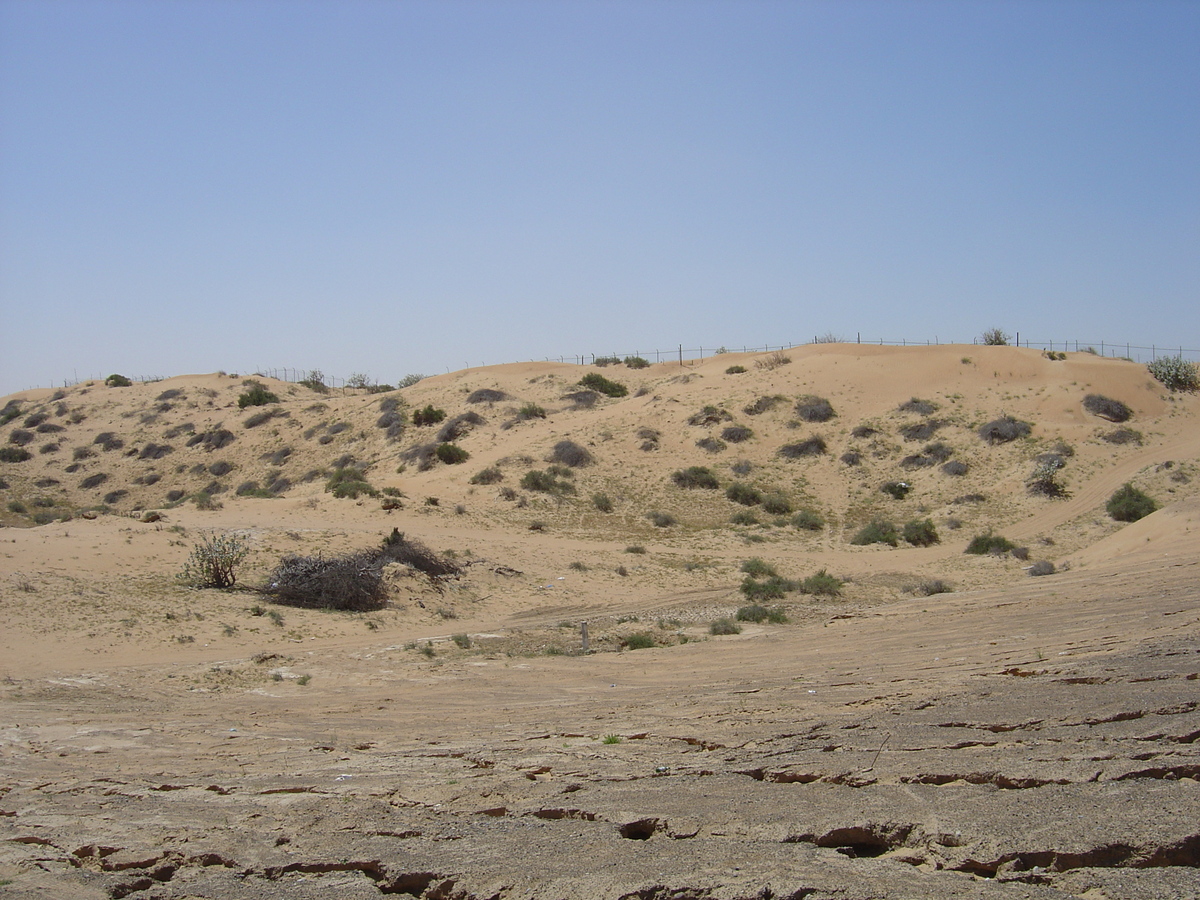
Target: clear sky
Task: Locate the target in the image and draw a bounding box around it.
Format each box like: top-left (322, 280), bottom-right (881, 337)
top-left (2, 0), bottom-right (1197, 393)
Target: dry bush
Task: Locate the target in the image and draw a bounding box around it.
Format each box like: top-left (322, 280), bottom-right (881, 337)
top-left (840, 451), bottom-right (861, 466)
top-left (1028, 560), bottom-right (1056, 577)
top-left (898, 398), bottom-right (938, 415)
top-left (673, 466), bottom-right (720, 489)
top-left (755, 351), bottom-right (791, 371)
top-left (80, 473), bottom-right (109, 489)
top-left (978, 416), bottom-right (1031, 444)
top-left (743, 395), bottom-right (783, 416)
top-left (688, 405), bottom-right (732, 426)
top-left (900, 453), bottom-right (936, 470)
top-left (1102, 427), bottom-right (1143, 445)
top-left (437, 411), bottom-right (485, 442)
top-left (467, 388), bottom-right (508, 404)
top-left (899, 420), bottom-right (945, 442)
top-left (794, 395), bottom-right (835, 423)
top-left (851, 425), bottom-right (878, 439)
top-left (721, 425), bottom-right (753, 443)
top-left (778, 437), bottom-right (826, 458)
top-left (563, 390), bottom-right (599, 409)
top-left (379, 528), bottom-right (462, 577)
top-left (941, 460), bottom-right (969, 476)
top-left (266, 551), bottom-right (386, 611)
top-left (549, 440), bottom-right (594, 468)
top-left (8, 429), bottom-right (34, 447)
top-left (470, 467), bottom-right (503, 485)
top-left (1082, 394), bottom-right (1132, 423)
top-left (188, 429), bottom-right (236, 451)
top-left (696, 436), bottom-right (727, 453)
top-left (179, 531), bottom-right (250, 589)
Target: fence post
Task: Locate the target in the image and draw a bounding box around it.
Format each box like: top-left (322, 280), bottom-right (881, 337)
top-left (581, 621), bottom-right (589, 654)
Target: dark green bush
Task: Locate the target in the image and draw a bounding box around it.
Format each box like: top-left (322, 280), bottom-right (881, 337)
top-left (673, 466), bottom-right (720, 489)
top-left (516, 403), bottom-right (546, 420)
top-left (435, 443), bottom-right (469, 464)
top-left (593, 356), bottom-right (621, 367)
top-left (624, 356), bottom-right (650, 369)
top-left (105, 373), bottom-right (133, 387)
top-left (579, 372), bottom-right (628, 397)
top-left (736, 604), bottom-right (787, 624)
top-left (852, 520), bottom-right (899, 546)
top-left (625, 632), bottom-right (655, 650)
top-left (740, 575), bottom-right (795, 601)
top-left (799, 568), bottom-right (842, 596)
top-left (325, 467), bottom-right (377, 499)
top-left (237, 381), bottom-right (279, 409)
top-left (0, 447), bottom-right (31, 463)
top-left (726, 482), bottom-right (763, 506)
top-left (740, 557), bottom-right (777, 578)
top-left (412, 405), bottom-right (447, 426)
top-left (725, 365), bottom-right (747, 375)
top-left (520, 469), bottom-right (575, 495)
top-left (902, 518), bottom-right (940, 546)
top-left (881, 481), bottom-right (911, 500)
top-left (1106, 483), bottom-right (1157, 522)
top-left (965, 533), bottom-right (1015, 555)
top-left (792, 509), bottom-right (824, 531)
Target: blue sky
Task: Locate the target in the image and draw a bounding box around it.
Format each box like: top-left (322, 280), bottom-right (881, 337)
top-left (2, 0), bottom-right (1197, 393)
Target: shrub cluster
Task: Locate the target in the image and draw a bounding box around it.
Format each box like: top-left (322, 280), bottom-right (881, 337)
top-left (799, 568), bottom-right (842, 596)
top-left (1147, 355), bottom-right (1199, 392)
top-left (521, 468), bottom-right (575, 495)
top-left (902, 518), bottom-right (939, 546)
top-left (737, 604), bottom-right (787, 624)
top-left (326, 466), bottom-right (377, 499)
top-left (435, 443), bottom-right (469, 464)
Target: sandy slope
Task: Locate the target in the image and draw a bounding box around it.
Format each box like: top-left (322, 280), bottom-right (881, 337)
top-left (1, 345), bottom-right (1198, 898)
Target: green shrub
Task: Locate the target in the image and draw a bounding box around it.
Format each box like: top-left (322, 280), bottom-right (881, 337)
top-left (761, 492), bottom-right (792, 515)
top-left (673, 466), bottom-right (720, 489)
top-left (579, 372), bottom-right (628, 398)
top-left (881, 481), bottom-right (911, 500)
top-left (105, 373), bottom-right (133, 387)
top-left (725, 365), bottom-right (747, 374)
top-left (593, 355), bottom-right (621, 367)
top-left (178, 531), bottom-right (250, 588)
top-left (469, 467), bottom-right (503, 485)
top-left (736, 604), bottom-right (787, 624)
top-left (799, 568), bottom-right (842, 596)
top-left (626, 632), bottom-right (655, 650)
top-left (740, 575), bottom-right (796, 601)
top-left (412, 405), bottom-right (446, 426)
top-left (730, 510), bottom-right (759, 526)
top-left (624, 356), bottom-right (650, 369)
top-left (435, 443), bottom-right (469, 464)
top-left (1106, 483), bottom-right (1157, 522)
top-left (516, 403), bottom-right (546, 420)
top-left (299, 370), bottom-right (329, 392)
top-left (965, 533), bottom-right (1015, 555)
top-left (1147, 355), bottom-right (1199, 392)
top-left (1082, 394), bottom-right (1132, 422)
top-left (791, 509), bottom-right (824, 531)
top-left (646, 510), bottom-right (676, 527)
top-left (592, 493), bottom-right (614, 512)
top-left (710, 618), bottom-right (742, 635)
top-left (0, 447), bottom-right (32, 463)
top-left (740, 557), bottom-right (777, 578)
top-left (902, 518), bottom-right (940, 546)
top-left (238, 381), bottom-right (279, 408)
top-left (852, 520), bottom-right (899, 546)
top-left (980, 327), bottom-right (1010, 346)
top-left (326, 467), bottom-right (377, 499)
top-left (521, 469), bottom-right (575, 495)
top-left (726, 482), bottom-right (763, 506)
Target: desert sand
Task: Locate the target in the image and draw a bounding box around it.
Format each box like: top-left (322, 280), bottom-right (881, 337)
top-left (1, 344), bottom-right (1197, 899)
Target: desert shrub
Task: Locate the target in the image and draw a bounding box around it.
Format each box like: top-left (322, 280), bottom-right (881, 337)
top-left (851, 425), bottom-right (878, 439)
top-left (881, 480), bottom-right (910, 500)
top-left (978, 416), bottom-right (1031, 444)
top-left (1028, 560), bottom-right (1056, 577)
top-left (138, 443), bottom-right (173, 460)
top-left (105, 374), bottom-right (133, 387)
top-left (778, 437), bottom-right (826, 458)
top-left (80, 472), bottom-right (109, 489)
top-left (38, 442), bottom-right (59, 454)
top-left (470, 467), bottom-right (503, 485)
top-left (592, 492), bottom-right (614, 512)
top-left (840, 451), bottom-right (861, 466)
top-left (688, 405), bottom-right (732, 426)
top-left (710, 618), bottom-right (742, 635)
top-left (8, 429), bottom-right (34, 447)
top-left (179, 531), bottom-right (249, 589)
top-left (1083, 394), bottom-right (1132, 423)
top-left (0, 447), bottom-right (31, 463)
top-left (514, 402), bottom-right (547, 421)
top-left (903, 518), bottom-right (940, 546)
top-left (646, 510), bottom-right (676, 527)
top-left (1106, 483), bottom-right (1157, 522)
top-left (740, 557), bottom-right (777, 578)
top-left (791, 509), bottom-right (824, 531)
top-left (0, 402), bottom-right (22, 425)
top-left (899, 420), bottom-right (945, 442)
top-left (761, 492), bottom-right (792, 515)
top-left (794, 395), bottom-right (835, 423)
top-left (755, 351), bottom-right (791, 371)
top-left (244, 407), bottom-right (284, 428)
top-left (23, 412), bottom-right (49, 428)
top-left (673, 466), bottom-right (720, 489)
top-left (379, 529), bottom-right (462, 577)
top-left (165, 489), bottom-right (186, 503)
top-left (36, 422), bottom-right (64, 433)
top-left (730, 459), bottom-right (752, 476)
top-left (238, 381), bottom-right (279, 409)
top-left (625, 545), bottom-right (646, 554)
top-left (740, 575), bottom-right (797, 601)
top-left (980, 328), bottom-right (1010, 346)
top-left (187, 429), bottom-right (236, 451)
top-left (899, 398), bottom-right (938, 415)
top-left (467, 388), bottom-right (508, 404)
top-left (266, 551), bottom-right (386, 611)
top-left (941, 460), bottom-right (969, 476)
top-left (1027, 459), bottom-right (1069, 498)
top-left (298, 370), bottom-right (329, 392)
top-left (744, 396), bottom-right (784, 416)
top-left (624, 356), bottom-right (650, 369)
top-left (696, 437), bottom-right (727, 453)
top-left (736, 604), bottom-right (787, 624)
top-left (730, 510), bottom-right (759, 526)
top-left (412, 405), bottom-right (447, 426)
top-left (235, 481), bottom-right (273, 498)
top-left (593, 356), bottom-right (621, 367)
top-left (726, 482), bottom-right (763, 506)
top-left (1147, 355), bottom-right (1199, 392)
top-left (437, 411), bottom-right (485, 442)
top-left (725, 365), bottom-right (747, 374)
top-left (913, 579), bottom-right (953, 596)
top-left (1102, 427), bottom-right (1143, 446)
top-left (260, 447), bottom-right (292, 467)
top-left (400, 442), bottom-right (439, 471)
top-left (799, 568), bottom-right (842, 596)
top-left (852, 520), bottom-right (899, 546)
top-left (520, 469), bottom-right (575, 495)
top-left (207, 460), bottom-right (233, 477)
top-left (396, 374), bottom-right (425, 389)
top-left (965, 533), bottom-right (1015, 555)
top-left (625, 632), bottom-right (655, 650)
top-left (435, 443), bottom-right (469, 464)
top-left (579, 372), bottom-right (628, 397)
top-left (562, 391), bottom-right (598, 411)
top-left (549, 439), bottom-right (594, 468)
top-left (900, 453), bottom-right (936, 470)
top-left (7, 500), bottom-right (26, 513)
top-left (922, 442), bottom-right (953, 463)
top-left (721, 425), bottom-right (753, 444)
top-left (325, 467), bottom-right (377, 499)
top-left (376, 411), bottom-right (406, 441)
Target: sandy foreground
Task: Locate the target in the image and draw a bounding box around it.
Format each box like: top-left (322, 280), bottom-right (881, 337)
top-left (1, 345), bottom-right (1198, 898)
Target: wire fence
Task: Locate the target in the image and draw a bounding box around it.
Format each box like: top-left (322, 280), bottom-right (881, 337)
top-left (19, 335), bottom-right (1200, 393)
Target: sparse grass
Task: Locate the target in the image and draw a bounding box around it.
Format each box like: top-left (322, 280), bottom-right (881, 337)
top-left (673, 466), bottom-right (720, 489)
top-left (851, 520), bottom-right (899, 546)
top-left (1106, 483), bottom-right (1157, 522)
top-left (965, 533), bottom-right (1016, 555)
